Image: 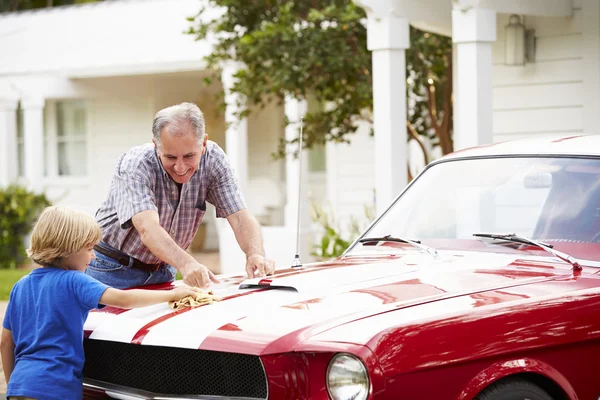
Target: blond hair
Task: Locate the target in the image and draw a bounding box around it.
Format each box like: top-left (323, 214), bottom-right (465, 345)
top-left (27, 206), bottom-right (101, 266)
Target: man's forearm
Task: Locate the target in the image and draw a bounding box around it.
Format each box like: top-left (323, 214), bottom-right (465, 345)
top-left (139, 224), bottom-right (197, 271)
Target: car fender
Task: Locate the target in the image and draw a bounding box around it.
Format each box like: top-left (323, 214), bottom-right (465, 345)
top-left (457, 357), bottom-right (578, 400)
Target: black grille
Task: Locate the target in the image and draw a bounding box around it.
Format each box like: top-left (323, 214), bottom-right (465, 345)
top-left (83, 339), bottom-right (267, 398)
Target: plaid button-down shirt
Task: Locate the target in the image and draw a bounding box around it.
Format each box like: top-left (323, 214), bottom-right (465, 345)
top-left (95, 140), bottom-right (246, 264)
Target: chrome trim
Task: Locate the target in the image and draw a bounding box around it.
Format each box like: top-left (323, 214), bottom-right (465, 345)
top-left (83, 379), bottom-right (265, 400)
top-left (258, 355), bottom-right (268, 399)
top-left (325, 353), bottom-right (370, 400)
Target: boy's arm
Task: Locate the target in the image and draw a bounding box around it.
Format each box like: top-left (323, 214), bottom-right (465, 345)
top-left (99, 285), bottom-right (201, 309)
top-left (1, 328), bottom-right (15, 384)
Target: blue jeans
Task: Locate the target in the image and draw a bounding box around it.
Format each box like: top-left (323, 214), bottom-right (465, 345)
top-left (85, 250), bottom-right (176, 289)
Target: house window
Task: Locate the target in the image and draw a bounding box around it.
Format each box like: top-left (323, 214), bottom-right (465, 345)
top-left (44, 100), bottom-right (88, 178)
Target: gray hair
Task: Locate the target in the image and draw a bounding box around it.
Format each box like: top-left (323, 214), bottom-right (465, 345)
top-left (152, 102), bottom-right (206, 149)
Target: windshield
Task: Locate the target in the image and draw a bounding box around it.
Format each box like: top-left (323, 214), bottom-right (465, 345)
top-left (349, 156), bottom-right (600, 262)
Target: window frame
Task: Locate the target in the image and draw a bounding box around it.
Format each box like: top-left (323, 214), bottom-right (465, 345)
top-left (43, 100), bottom-right (91, 186)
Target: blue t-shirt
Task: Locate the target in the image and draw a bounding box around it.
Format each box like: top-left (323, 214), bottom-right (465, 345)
top-left (2, 267), bottom-right (109, 400)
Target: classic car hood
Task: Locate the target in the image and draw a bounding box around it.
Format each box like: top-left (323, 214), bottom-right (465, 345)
top-left (85, 252), bottom-right (575, 355)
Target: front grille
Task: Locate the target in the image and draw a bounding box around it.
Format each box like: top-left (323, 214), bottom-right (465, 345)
top-left (83, 339), bottom-right (268, 398)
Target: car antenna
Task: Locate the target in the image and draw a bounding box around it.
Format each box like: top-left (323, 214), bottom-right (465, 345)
top-left (291, 117), bottom-right (304, 268)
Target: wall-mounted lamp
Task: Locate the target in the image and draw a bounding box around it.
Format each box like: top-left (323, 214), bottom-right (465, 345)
top-left (505, 14), bottom-right (536, 66)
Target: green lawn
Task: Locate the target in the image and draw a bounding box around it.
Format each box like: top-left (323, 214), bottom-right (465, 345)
top-left (0, 269), bottom-right (183, 301)
top-left (0, 269), bottom-right (31, 301)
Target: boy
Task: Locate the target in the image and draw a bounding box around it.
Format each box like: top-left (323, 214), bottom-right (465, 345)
top-left (0, 206), bottom-right (201, 400)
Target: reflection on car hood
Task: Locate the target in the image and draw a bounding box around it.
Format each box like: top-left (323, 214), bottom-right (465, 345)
top-left (84, 252), bottom-right (576, 355)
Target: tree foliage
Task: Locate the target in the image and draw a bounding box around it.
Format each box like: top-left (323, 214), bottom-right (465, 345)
top-left (0, 185), bottom-right (51, 269)
top-left (189, 0), bottom-right (453, 162)
top-left (189, 1), bottom-right (371, 157)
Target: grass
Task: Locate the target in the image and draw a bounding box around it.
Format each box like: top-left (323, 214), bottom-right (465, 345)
top-left (0, 269), bottom-right (32, 300)
top-left (0, 268), bottom-right (182, 301)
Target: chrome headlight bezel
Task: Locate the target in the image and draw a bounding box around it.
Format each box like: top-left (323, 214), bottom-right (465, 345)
top-left (326, 353), bottom-right (370, 400)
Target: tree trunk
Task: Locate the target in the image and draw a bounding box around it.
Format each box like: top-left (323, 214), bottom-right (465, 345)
top-left (421, 47), bottom-right (454, 156)
top-left (407, 121), bottom-right (429, 165)
top-left (438, 50), bottom-right (454, 155)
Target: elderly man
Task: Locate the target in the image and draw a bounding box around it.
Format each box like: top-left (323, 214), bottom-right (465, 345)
top-left (87, 102), bottom-right (275, 289)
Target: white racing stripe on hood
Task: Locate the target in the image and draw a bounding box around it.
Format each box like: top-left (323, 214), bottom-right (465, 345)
top-left (138, 257), bottom-right (499, 348)
top-left (139, 262), bottom-right (425, 348)
top-left (86, 284), bottom-right (257, 343)
top-left (87, 303), bottom-right (175, 343)
top-left (140, 289), bottom-right (300, 348)
top-left (239, 259), bottom-right (422, 292)
top-left (88, 253), bottom-right (529, 346)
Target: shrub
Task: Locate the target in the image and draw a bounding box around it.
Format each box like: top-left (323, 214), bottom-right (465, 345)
top-left (310, 200), bottom-right (375, 260)
top-left (0, 185), bottom-right (51, 269)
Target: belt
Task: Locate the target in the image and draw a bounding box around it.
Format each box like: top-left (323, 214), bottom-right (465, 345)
top-left (94, 242), bottom-right (163, 272)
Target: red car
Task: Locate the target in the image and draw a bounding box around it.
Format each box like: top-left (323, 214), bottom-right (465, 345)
top-left (83, 135), bottom-right (600, 400)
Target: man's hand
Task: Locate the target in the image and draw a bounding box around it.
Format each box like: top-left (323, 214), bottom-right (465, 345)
top-left (180, 261), bottom-right (220, 288)
top-left (245, 254), bottom-right (275, 278)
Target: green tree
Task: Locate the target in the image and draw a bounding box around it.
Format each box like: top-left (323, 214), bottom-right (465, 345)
top-left (188, 0), bottom-right (453, 166)
top-left (0, 185), bottom-right (51, 269)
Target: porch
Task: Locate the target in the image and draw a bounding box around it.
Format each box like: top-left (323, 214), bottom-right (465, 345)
top-left (0, 0), bottom-right (322, 275)
top-left (354, 0), bottom-right (594, 215)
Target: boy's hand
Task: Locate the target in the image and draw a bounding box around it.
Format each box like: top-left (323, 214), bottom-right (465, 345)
top-left (169, 284), bottom-right (202, 302)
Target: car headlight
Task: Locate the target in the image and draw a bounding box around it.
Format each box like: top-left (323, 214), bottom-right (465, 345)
top-left (326, 353), bottom-right (370, 400)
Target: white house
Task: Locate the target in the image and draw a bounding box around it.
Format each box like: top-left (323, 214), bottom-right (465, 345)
top-left (0, 0), bottom-right (593, 274)
top-left (356, 0), bottom-right (593, 214)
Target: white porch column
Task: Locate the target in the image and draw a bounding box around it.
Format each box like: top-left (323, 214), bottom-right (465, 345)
top-left (22, 97), bottom-right (45, 192)
top-left (452, 4), bottom-right (496, 150)
top-left (582, 0), bottom-right (600, 134)
top-left (0, 98), bottom-right (19, 187)
top-left (356, 0), bottom-right (409, 215)
top-left (284, 96), bottom-right (309, 229)
top-left (221, 63), bottom-right (248, 197)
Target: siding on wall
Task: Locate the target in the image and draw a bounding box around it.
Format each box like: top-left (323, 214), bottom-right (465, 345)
top-left (246, 99), bottom-right (286, 226)
top-left (326, 123), bottom-right (376, 236)
top-left (492, 7), bottom-right (584, 143)
top-left (247, 100), bottom-right (285, 184)
top-left (45, 95), bottom-right (154, 216)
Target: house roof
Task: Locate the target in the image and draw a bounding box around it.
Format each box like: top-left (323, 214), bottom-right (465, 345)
top-left (442, 135), bottom-right (600, 160)
top-left (0, 0), bottom-right (220, 78)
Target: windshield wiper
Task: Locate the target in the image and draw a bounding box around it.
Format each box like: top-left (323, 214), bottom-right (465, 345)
top-left (473, 233), bottom-right (582, 270)
top-left (359, 234), bottom-right (438, 256)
